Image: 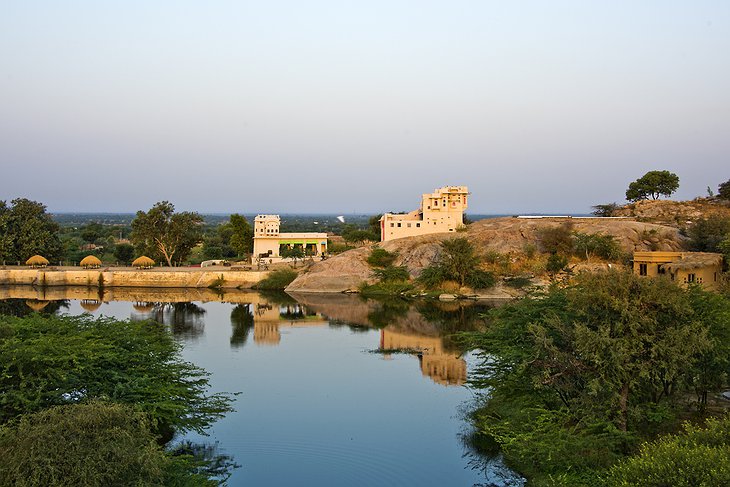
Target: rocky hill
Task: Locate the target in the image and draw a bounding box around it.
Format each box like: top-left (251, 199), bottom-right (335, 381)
top-left (612, 198), bottom-right (730, 227)
top-left (286, 217), bottom-right (685, 293)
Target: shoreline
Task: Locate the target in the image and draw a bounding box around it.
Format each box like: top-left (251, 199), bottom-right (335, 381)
top-left (0, 266), bottom-right (268, 289)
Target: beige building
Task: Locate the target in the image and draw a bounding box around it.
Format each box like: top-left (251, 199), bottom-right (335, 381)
top-left (252, 215), bottom-right (328, 265)
top-left (633, 251), bottom-right (724, 290)
top-left (379, 186), bottom-right (469, 242)
top-left (380, 329), bottom-right (466, 386)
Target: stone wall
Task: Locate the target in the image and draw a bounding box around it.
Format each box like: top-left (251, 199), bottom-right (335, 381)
top-left (0, 268), bottom-right (268, 289)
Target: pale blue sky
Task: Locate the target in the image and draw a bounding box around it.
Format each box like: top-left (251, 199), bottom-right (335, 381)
top-left (1, 1), bottom-right (728, 214)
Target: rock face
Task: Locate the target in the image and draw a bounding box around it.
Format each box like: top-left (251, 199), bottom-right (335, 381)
top-left (285, 217), bottom-right (686, 293)
top-left (613, 198), bottom-right (730, 226)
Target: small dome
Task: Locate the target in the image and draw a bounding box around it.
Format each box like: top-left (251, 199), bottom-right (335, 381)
top-left (80, 255), bottom-right (102, 268)
top-left (132, 256), bottom-right (155, 268)
top-left (26, 255), bottom-right (49, 267)
top-left (25, 300), bottom-right (49, 311)
top-left (80, 300), bottom-right (102, 312)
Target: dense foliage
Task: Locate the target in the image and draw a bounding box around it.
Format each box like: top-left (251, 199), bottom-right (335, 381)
top-left (718, 179), bottom-right (730, 200)
top-left (254, 268), bottom-right (298, 290)
top-left (131, 201), bottom-right (204, 266)
top-left (625, 170), bottom-right (680, 202)
top-left (0, 198), bottom-right (62, 264)
top-left (607, 415), bottom-right (730, 487)
top-left (0, 402), bottom-right (215, 486)
top-left (686, 215), bottom-right (730, 253)
top-left (418, 238), bottom-right (495, 289)
top-left (591, 202), bottom-right (619, 217)
top-left (0, 314), bottom-right (233, 435)
top-left (465, 271), bottom-right (730, 485)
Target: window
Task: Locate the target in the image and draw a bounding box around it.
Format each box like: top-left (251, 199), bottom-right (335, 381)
top-left (687, 273), bottom-right (696, 283)
top-left (639, 263), bottom-right (647, 276)
top-left (397, 223), bottom-right (401, 227)
top-left (407, 223), bottom-right (411, 228)
top-left (416, 223), bottom-right (420, 228)
top-left (390, 223), bottom-right (394, 227)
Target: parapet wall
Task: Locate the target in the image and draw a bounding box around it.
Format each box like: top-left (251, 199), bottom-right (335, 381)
top-left (0, 268), bottom-right (268, 289)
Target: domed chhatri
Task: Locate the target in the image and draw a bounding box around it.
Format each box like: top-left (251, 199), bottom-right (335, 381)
top-left (26, 255), bottom-right (49, 268)
top-left (80, 255), bottom-right (102, 269)
top-left (132, 256), bottom-right (155, 269)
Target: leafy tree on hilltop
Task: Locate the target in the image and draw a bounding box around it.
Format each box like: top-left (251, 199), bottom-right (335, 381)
top-left (0, 198), bottom-right (62, 263)
top-left (131, 201), bottom-right (203, 266)
top-left (718, 179), bottom-right (730, 200)
top-left (625, 170), bottom-right (680, 202)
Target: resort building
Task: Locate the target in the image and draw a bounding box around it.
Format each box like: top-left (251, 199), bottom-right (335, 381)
top-left (632, 251), bottom-right (724, 290)
top-left (252, 215), bottom-right (328, 265)
top-left (380, 186), bottom-right (469, 242)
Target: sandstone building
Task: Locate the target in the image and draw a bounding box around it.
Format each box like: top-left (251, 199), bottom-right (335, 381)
top-left (252, 215), bottom-right (328, 265)
top-left (632, 251), bottom-right (723, 290)
top-left (380, 186), bottom-right (469, 242)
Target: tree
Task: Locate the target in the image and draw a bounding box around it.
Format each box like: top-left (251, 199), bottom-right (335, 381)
top-left (130, 201), bottom-right (203, 267)
top-left (228, 214), bottom-right (253, 256)
top-left (718, 179), bottom-right (730, 200)
top-left (0, 198), bottom-right (62, 263)
top-left (625, 170), bottom-right (680, 202)
top-left (0, 402), bottom-right (172, 486)
top-left (0, 314), bottom-right (233, 436)
top-left (80, 222), bottom-right (103, 243)
top-left (591, 203), bottom-right (619, 217)
top-left (113, 243), bottom-right (135, 265)
top-left (686, 215), bottom-right (730, 252)
top-left (280, 246), bottom-right (305, 267)
top-left (368, 214), bottom-right (383, 240)
top-left (418, 238), bottom-right (495, 289)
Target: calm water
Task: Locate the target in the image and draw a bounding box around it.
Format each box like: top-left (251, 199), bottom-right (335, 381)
top-left (0, 287), bottom-right (523, 487)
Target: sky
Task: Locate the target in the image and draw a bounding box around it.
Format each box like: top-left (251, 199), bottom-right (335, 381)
top-left (1, 1), bottom-right (728, 215)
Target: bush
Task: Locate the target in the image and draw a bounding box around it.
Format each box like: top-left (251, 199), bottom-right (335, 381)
top-left (573, 232), bottom-right (622, 261)
top-left (0, 314), bottom-right (233, 435)
top-left (607, 416), bottom-right (730, 487)
top-left (416, 238), bottom-right (495, 290)
top-left (418, 265), bottom-right (446, 289)
top-left (367, 247), bottom-right (398, 268)
top-left (592, 203), bottom-right (619, 217)
top-left (687, 216), bottom-right (730, 252)
top-left (254, 269), bottom-right (298, 290)
top-left (717, 179), bottom-right (730, 200)
top-left (0, 402), bottom-right (175, 486)
top-left (546, 253), bottom-right (569, 273)
top-left (537, 223), bottom-right (575, 254)
top-left (372, 265), bottom-right (410, 282)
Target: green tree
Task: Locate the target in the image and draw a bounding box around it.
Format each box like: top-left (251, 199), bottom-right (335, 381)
top-left (280, 246), bottom-right (305, 267)
top-left (0, 314), bottom-right (233, 436)
top-left (130, 201), bottom-right (204, 266)
top-left (625, 170), bottom-right (680, 202)
top-left (418, 238), bottom-right (495, 289)
top-left (369, 214), bottom-right (383, 240)
top-left (228, 214), bottom-right (252, 256)
top-left (687, 216), bottom-right (730, 253)
top-left (465, 271), bottom-right (728, 483)
top-left (718, 179), bottom-right (730, 200)
top-left (0, 198), bottom-right (62, 263)
top-left (607, 415), bottom-right (730, 487)
top-left (0, 402), bottom-right (171, 486)
top-left (367, 247), bottom-right (398, 268)
top-left (113, 243), bottom-right (135, 265)
top-left (591, 202), bottom-right (619, 217)
top-left (80, 222), bottom-right (103, 243)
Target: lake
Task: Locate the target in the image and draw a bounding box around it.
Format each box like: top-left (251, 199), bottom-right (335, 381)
top-left (0, 286), bottom-right (523, 487)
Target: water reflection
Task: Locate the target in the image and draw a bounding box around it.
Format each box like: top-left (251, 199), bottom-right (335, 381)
top-left (0, 285), bottom-right (518, 486)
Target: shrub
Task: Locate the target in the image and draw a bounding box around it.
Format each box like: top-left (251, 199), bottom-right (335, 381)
top-left (592, 203), bottom-right (619, 217)
top-left (372, 265), bottom-right (410, 282)
top-left (367, 247), bottom-right (397, 268)
top-left (687, 216), bottom-right (730, 252)
top-left (607, 416), bottom-right (730, 487)
top-left (537, 223), bottom-right (575, 254)
top-left (254, 269), bottom-right (298, 290)
top-left (546, 253), bottom-right (568, 274)
top-left (573, 232), bottom-right (622, 261)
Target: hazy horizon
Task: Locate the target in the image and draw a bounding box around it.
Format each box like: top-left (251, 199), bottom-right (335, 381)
top-left (2, 2), bottom-right (728, 214)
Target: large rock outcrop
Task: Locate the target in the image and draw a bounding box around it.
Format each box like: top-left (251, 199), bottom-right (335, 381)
top-left (286, 217), bottom-right (686, 293)
top-left (612, 198), bottom-right (730, 226)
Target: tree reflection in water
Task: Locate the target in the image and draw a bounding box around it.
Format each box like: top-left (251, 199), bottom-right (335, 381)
top-left (0, 298), bottom-right (70, 317)
top-left (169, 440), bottom-right (240, 483)
top-left (230, 304), bottom-right (254, 347)
top-left (134, 302), bottom-right (207, 340)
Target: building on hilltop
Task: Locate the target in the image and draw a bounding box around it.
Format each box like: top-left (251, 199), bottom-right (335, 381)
top-left (252, 215), bottom-right (328, 265)
top-left (379, 186), bottom-right (469, 242)
top-left (632, 251), bottom-right (723, 290)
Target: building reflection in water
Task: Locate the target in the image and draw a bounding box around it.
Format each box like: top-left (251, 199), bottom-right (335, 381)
top-left (380, 329), bottom-right (467, 386)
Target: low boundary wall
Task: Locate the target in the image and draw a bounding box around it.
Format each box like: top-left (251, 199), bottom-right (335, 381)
top-left (0, 267), bottom-right (268, 289)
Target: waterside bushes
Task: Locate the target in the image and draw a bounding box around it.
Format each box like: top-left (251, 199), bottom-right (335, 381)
top-left (0, 313), bottom-right (236, 484)
top-left (464, 270), bottom-right (730, 485)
